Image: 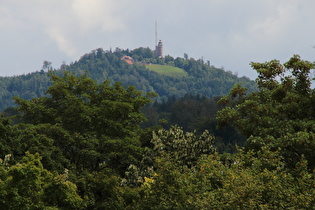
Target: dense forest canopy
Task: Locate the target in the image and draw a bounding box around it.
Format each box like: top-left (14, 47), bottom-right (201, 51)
top-left (1, 51), bottom-right (315, 208)
top-left (0, 47), bottom-right (256, 111)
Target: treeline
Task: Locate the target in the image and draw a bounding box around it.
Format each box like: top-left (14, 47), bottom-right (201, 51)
top-left (0, 71), bottom-right (51, 110)
top-left (1, 55), bottom-right (315, 208)
top-left (0, 47), bottom-right (257, 111)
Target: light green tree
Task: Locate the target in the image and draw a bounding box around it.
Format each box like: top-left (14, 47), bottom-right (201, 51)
top-left (151, 125), bottom-right (216, 167)
top-left (0, 152), bottom-right (84, 209)
top-left (138, 148), bottom-right (315, 209)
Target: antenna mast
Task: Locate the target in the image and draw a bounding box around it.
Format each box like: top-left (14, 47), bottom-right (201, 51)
top-left (155, 20), bottom-right (158, 46)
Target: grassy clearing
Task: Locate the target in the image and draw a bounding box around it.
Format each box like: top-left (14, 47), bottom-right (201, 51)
top-left (146, 64), bottom-right (188, 77)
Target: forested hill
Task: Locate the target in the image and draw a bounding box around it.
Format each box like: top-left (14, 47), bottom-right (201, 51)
top-left (0, 47), bottom-right (257, 111)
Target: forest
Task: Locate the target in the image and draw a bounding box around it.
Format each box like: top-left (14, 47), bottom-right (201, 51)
top-left (0, 47), bottom-right (257, 111)
top-left (1, 52), bottom-right (315, 208)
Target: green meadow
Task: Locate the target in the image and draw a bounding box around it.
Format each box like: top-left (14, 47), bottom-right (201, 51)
top-left (146, 64), bottom-right (188, 77)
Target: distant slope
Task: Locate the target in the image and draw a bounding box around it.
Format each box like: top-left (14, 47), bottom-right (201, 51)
top-left (146, 64), bottom-right (188, 77)
top-left (0, 47), bottom-right (257, 111)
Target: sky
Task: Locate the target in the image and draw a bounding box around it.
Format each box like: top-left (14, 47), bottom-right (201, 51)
top-left (1, 0), bottom-right (315, 79)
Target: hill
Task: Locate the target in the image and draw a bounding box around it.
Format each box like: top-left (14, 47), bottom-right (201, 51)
top-left (0, 47), bottom-right (257, 111)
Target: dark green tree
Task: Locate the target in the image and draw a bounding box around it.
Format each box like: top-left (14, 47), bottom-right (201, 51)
top-left (14, 72), bottom-right (155, 174)
top-left (217, 55), bottom-right (315, 169)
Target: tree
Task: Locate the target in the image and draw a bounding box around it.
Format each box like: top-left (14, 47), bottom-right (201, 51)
top-left (217, 55), bottom-right (315, 169)
top-left (137, 147), bottom-right (315, 209)
top-left (42, 60), bottom-right (52, 71)
top-left (14, 72), bottom-right (155, 173)
top-left (121, 125), bottom-right (216, 190)
top-left (0, 152), bottom-right (84, 209)
top-left (151, 125), bottom-right (216, 167)
top-left (184, 53), bottom-right (188, 60)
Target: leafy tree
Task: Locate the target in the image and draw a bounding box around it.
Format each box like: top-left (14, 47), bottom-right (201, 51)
top-left (151, 125), bottom-right (216, 167)
top-left (217, 55), bottom-right (315, 169)
top-left (121, 126), bottom-right (216, 190)
top-left (14, 72), bottom-right (155, 174)
top-left (73, 169), bottom-right (126, 209)
top-left (0, 152), bottom-right (84, 209)
top-left (138, 148), bottom-right (315, 209)
top-left (42, 60), bottom-right (52, 71)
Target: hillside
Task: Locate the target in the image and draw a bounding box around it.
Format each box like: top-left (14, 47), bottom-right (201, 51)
top-left (0, 47), bottom-right (257, 111)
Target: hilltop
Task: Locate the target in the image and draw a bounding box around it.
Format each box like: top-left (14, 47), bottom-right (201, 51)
top-left (0, 47), bottom-right (257, 111)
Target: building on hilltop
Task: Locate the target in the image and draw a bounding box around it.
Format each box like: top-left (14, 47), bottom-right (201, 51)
top-left (155, 40), bottom-right (163, 58)
top-left (121, 56), bottom-right (134, 64)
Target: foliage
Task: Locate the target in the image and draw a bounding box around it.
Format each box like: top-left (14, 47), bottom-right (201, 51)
top-left (142, 94), bottom-right (245, 153)
top-left (217, 55), bottom-right (315, 169)
top-left (13, 72), bottom-right (154, 175)
top-left (0, 72), bottom-right (154, 208)
top-left (0, 70), bottom-right (50, 111)
top-left (0, 152), bottom-right (84, 209)
top-left (151, 125), bottom-right (216, 167)
top-left (138, 149), bottom-right (315, 209)
top-left (0, 55), bottom-right (315, 208)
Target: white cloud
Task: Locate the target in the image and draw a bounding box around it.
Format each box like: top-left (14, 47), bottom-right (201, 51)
top-left (247, 2), bottom-right (298, 42)
top-left (71, 0), bottom-right (125, 32)
top-left (46, 27), bottom-right (78, 57)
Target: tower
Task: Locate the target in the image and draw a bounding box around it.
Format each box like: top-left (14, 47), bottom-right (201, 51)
top-left (155, 20), bottom-right (163, 58)
top-left (155, 40), bottom-right (163, 58)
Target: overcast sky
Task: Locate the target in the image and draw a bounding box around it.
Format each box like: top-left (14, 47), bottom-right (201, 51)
top-left (1, 0), bottom-right (315, 79)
